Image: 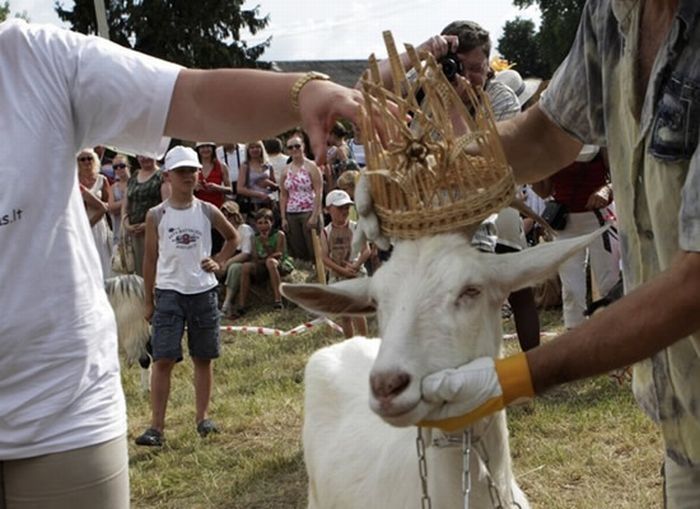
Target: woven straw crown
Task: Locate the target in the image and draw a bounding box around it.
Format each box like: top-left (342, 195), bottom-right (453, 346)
top-left (357, 31), bottom-right (515, 239)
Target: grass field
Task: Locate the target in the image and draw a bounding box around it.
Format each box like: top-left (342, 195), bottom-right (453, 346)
top-left (123, 305), bottom-right (663, 509)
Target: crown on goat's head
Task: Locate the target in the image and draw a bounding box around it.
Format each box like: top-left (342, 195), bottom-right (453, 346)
top-left (357, 31), bottom-right (515, 239)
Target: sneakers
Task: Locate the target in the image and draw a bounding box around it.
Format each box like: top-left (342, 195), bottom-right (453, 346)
top-left (135, 427), bottom-right (164, 447)
top-left (197, 419), bottom-right (219, 438)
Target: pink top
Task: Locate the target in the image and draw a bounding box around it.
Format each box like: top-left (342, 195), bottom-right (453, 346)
top-left (284, 163), bottom-right (315, 213)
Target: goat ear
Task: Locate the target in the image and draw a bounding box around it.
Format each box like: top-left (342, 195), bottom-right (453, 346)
top-left (280, 278), bottom-right (375, 316)
top-left (488, 226), bottom-right (610, 293)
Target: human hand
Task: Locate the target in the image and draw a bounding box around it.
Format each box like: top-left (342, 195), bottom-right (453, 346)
top-left (144, 301), bottom-right (154, 322)
top-left (419, 353), bottom-right (535, 432)
top-left (306, 216), bottom-right (318, 230)
top-left (201, 257), bottom-right (219, 273)
top-left (585, 186), bottom-right (611, 210)
top-left (281, 218), bottom-right (288, 231)
top-left (417, 34), bottom-right (459, 59)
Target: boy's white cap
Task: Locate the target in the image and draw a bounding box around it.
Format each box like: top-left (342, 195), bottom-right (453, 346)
top-left (195, 141), bottom-right (216, 148)
top-left (325, 189), bottom-right (354, 207)
top-left (164, 146), bottom-right (202, 171)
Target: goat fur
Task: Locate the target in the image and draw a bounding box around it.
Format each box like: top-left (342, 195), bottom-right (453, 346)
top-left (283, 228), bottom-right (606, 508)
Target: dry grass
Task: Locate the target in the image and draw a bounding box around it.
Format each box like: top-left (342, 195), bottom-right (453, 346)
top-left (123, 305), bottom-right (663, 508)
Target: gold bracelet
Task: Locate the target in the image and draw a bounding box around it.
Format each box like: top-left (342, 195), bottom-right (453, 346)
top-left (290, 71), bottom-right (330, 113)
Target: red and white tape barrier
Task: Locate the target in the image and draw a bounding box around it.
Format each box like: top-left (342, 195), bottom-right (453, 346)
top-left (221, 316), bottom-right (344, 336)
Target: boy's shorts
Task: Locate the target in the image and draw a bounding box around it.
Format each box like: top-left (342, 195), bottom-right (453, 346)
top-left (151, 288), bottom-right (221, 362)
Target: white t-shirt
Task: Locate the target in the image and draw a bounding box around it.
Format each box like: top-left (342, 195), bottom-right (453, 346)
top-left (152, 199), bottom-right (218, 295)
top-left (0, 20), bottom-right (180, 459)
top-left (216, 144), bottom-right (246, 183)
top-left (238, 223), bottom-right (255, 255)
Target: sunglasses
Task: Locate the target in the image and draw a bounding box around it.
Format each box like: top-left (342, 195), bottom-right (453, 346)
top-left (287, 144), bottom-right (302, 150)
top-left (77, 156), bottom-right (92, 162)
top-left (112, 163), bottom-right (127, 170)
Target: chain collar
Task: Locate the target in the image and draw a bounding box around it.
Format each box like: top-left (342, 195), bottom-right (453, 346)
top-left (416, 420), bottom-right (520, 509)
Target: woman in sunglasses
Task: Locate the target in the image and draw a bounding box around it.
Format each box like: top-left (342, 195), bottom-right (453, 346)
top-left (279, 134), bottom-right (323, 262)
top-left (77, 148), bottom-right (113, 278)
top-left (107, 154), bottom-right (131, 246)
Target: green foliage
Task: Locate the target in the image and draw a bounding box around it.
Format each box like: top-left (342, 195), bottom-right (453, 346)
top-left (497, 17), bottom-right (548, 79)
top-left (0, 1), bottom-right (29, 22)
top-left (503, 0), bottom-right (586, 77)
top-left (54, 0), bottom-right (271, 69)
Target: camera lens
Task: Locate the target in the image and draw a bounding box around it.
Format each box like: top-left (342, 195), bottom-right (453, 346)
top-left (439, 54), bottom-right (463, 81)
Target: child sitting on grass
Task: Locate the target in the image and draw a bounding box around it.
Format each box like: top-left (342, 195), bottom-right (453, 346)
top-left (321, 189), bottom-right (371, 338)
top-left (237, 208), bottom-right (294, 314)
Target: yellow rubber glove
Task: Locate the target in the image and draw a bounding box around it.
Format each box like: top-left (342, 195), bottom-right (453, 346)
top-left (419, 352), bottom-right (535, 432)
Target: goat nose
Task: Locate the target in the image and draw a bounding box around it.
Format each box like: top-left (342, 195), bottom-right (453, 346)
top-left (370, 371), bottom-right (411, 400)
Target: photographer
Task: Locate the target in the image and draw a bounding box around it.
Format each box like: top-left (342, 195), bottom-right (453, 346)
top-left (361, 21), bottom-right (540, 352)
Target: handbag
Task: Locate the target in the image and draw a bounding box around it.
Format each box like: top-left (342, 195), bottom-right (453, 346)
top-left (111, 233), bottom-right (136, 274)
top-left (541, 201), bottom-right (569, 230)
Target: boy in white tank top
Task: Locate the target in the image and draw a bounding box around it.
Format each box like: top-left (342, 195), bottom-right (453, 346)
top-left (137, 146), bottom-right (239, 446)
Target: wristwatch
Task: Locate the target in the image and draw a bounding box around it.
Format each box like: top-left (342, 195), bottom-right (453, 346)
top-left (290, 71), bottom-right (331, 113)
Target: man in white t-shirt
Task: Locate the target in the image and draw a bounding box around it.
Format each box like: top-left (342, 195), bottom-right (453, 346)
top-left (0, 19), bottom-right (364, 508)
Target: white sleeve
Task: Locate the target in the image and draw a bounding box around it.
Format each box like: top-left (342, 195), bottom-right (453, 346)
top-left (22, 22), bottom-right (182, 157)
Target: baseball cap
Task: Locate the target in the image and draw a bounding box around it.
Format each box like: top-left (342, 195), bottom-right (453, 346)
top-left (195, 141), bottom-right (216, 148)
top-left (325, 189), bottom-right (354, 207)
top-left (164, 146), bottom-right (202, 172)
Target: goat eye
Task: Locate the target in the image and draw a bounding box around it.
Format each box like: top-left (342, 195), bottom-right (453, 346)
top-left (458, 286), bottom-right (481, 299)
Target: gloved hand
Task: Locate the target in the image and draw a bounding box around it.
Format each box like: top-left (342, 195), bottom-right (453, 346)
top-left (419, 352), bottom-right (535, 432)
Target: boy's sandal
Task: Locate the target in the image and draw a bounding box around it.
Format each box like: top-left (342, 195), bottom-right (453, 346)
top-left (134, 427), bottom-right (164, 447)
top-left (197, 419), bottom-right (219, 438)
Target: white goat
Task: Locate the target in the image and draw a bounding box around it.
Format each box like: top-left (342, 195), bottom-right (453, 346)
top-left (282, 229), bottom-right (603, 509)
top-left (105, 274), bottom-right (151, 391)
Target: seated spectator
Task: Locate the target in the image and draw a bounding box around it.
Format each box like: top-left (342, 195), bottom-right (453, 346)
top-left (218, 201), bottom-right (255, 318)
top-left (321, 190), bottom-right (371, 338)
top-left (237, 208), bottom-right (294, 314)
top-left (533, 145), bottom-right (621, 329)
top-left (237, 141), bottom-right (278, 216)
top-left (279, 134), bottom-right (323, 262)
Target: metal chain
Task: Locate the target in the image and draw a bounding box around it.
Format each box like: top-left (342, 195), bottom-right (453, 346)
top-left (473, 440), bottom-right (505, 509)
top-left (462, 429), bottom-right (471, 509)
top-left (417, 427), bottom-right (473, 509)
top-left (416, 428), bottom-right (432, 509)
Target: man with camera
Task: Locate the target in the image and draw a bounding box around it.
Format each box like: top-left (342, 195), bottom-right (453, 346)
top-left (366, 20), bottom-right (520, 122)
top-left (361, 20), bottom-right (540, 352)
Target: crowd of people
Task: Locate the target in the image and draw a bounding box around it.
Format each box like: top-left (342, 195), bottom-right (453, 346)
top-left (4, 1), bottom-right (699, 505)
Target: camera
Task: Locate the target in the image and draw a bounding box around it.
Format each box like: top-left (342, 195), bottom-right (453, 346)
top-left (439, 53), bottom-right (463, 81)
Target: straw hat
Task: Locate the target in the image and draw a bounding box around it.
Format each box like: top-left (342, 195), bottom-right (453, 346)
top-left (494, 69), bottom-right (542, 107)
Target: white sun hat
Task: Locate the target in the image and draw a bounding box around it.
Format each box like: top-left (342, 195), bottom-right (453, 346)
top-left (164, 146), bottom-right (203, 172)
top-left (494, 69), bottom-right (542, 107)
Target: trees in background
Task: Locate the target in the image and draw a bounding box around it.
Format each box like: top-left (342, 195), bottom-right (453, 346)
top-left (498, 0), bottom-right (586, 79)
top-left (55, 0), bottom-right (270, 69)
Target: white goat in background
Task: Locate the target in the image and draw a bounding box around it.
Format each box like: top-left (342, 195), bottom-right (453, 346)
top-left (282, 229), bottom-right (604, 509)
top-left (105, 274), bottom-right (151, 391)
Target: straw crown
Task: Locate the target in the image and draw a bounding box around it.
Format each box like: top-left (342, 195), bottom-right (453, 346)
top-left (357, 31), bottom-right (515, 239)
